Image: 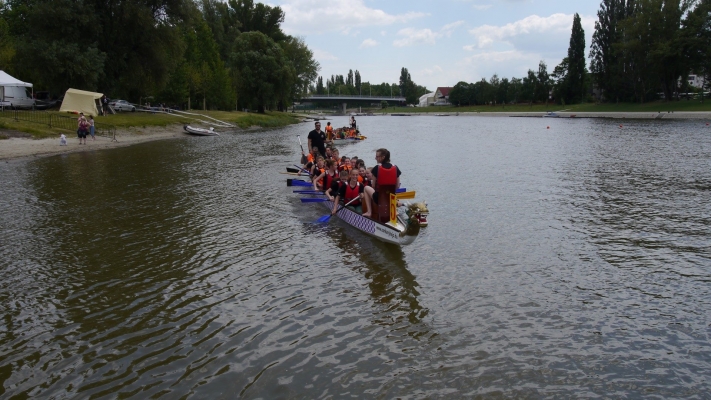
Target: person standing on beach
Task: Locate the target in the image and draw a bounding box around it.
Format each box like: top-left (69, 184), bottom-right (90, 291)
top-left (77, 113), bottom-right (88, 145)
top-left (101, 95), bottom-right (108, 116)
top-left (88, 116), bottom-right (95, 141)
top-left (308, 121), bottom-right (326, 158)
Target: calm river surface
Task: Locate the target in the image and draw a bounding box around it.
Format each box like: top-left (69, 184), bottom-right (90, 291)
top-left (1, 116), bottom-right (710, 398)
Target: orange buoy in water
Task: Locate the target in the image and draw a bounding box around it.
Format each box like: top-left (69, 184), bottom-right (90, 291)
top-left (547, 126), bottom-right (550, 129)
top-left (619, 125), bottom-right (623, 128)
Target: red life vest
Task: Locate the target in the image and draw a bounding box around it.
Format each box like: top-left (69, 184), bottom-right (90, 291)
top-left (344, 182), bottom-right (362, 206)
top-left (323, 171), bottom-right (337, 191)
top-left (376, 164), bottom-right (397, 187)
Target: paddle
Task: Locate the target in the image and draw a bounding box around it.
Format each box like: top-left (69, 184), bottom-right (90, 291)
top-left (293, 164), bottom-right (311, 175)
top-left (287, 179), bottom-right (312, 187)
top-left (294, 190), bottom-right (326, 194)
top-left (286, 167), bottom-right (300, 173)
top-left (317, 196), bottom-right (360, 223)
top-left (298, 135), bottom-right (307, 164)
top-left (301, 198), bottom-right (329, 203)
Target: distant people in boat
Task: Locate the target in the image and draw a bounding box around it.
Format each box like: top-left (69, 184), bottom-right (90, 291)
top-left (363, 148), bottom-right (401, 219)
top-left (308, 121), bottom-right (327, 158)
top-left (332, 169), bottom-right (365, 216)
top-left (325, 122), bottom-right (334, 141)
top-left (312, 159), bottom-right (338, 191)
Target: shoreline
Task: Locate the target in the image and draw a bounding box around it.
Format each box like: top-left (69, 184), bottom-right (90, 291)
top-left (0, 125), bottom-right (187, 162)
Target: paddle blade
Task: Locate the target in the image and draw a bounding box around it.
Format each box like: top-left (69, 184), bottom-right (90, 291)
top-left (300, 198), bottom-right (328, 203)
top-left (286, 167), bottom-right (300, 173)
top-left (293, 190), bottom-right (325, 195)
top-left (291, 180), bottom-right (312, 187)
top-left (287, 179), bottom-right (294, 186)
top-left (317, 214), bottom-right (333, 222)
top-left (396, 187), bottom-right (406, 193)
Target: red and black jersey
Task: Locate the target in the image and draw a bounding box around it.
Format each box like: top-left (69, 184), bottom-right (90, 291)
top-left (338, 182), bottom-right (363, 206)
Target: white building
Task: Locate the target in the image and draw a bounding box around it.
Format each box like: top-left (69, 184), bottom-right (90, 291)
top-left (418, 92), bottom-right (435, 107)
top-left (686, 74), bottom-right (706, 89)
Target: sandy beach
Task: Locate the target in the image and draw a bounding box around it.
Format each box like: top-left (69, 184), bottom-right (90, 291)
top-left (0, 125), bottom-right (187, 161)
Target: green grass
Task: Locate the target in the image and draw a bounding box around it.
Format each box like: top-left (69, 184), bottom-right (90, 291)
top-left (384, 99), bottom-right (711, 114)
top-left (0, 109), bottom-right (301, 139)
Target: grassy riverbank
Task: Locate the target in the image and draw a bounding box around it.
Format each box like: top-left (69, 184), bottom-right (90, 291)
top-left (384, 99), bottom-right (711, 114)
top-left (0, 110), bottom-right (301, 139)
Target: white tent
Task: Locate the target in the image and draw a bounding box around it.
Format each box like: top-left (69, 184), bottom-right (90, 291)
top-left (0, 70), bottom-right (33, 108)
top-left (0, 70), bottom-right (33, 87)
top-left (59, 88), bottom-right (103, 117)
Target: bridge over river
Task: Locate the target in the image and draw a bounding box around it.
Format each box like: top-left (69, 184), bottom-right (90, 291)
top-left (300, 95), bottom-right (406, 112)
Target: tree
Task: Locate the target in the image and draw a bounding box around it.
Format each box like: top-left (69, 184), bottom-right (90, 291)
top-left (316, 76), bottom-right (325, 94)
top-left (551, 58), bottom-right (570, 104)
top-left (565, 13), bottom-right (587, 103)
top-left (398, 67), bottom-right (419, 104)
top-left (230, 31), bottom-right (293, 113)
top-left (589, 0), bottom-right (635, 102)
top-left (681, 0), bottom-right (711, 102)
top-left (355, 70), bottom-right (361, 93)
top-left (228, 0), bottom-right (287, 42)
top-left (281, 35), bottom-right (319, 102)
top-left (449, 81), bottom-right (472, 106)
top-left (537, 60), bottom-right (550, 105)
top-left (522, 69), bottom-right (538, 105)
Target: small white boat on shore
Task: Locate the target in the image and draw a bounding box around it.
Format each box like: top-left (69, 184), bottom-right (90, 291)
top-left (184, 125), bottom-right (219, 136)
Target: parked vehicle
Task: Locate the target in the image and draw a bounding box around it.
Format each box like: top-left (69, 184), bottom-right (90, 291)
top-left (1, 86), bottom-right (36, 109)
top-left (109, 99), bottom-right (136, 112)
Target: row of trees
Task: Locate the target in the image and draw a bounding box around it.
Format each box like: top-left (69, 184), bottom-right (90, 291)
top-left (589, 0), bottom-right (711, 103)
top-left (451, 0), bottom-right (710, 107)
top-left (0, 0), bottom-right (320, 112)
top-left (449, 14), bottom-right (588, 107)
top-left (311, 67), bottom-right (429, 104)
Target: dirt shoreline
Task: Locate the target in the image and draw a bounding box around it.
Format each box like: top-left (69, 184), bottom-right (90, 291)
top-left (0, 125), bottom-right (188, 162)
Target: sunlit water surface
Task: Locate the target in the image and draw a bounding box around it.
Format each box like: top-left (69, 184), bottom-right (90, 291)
top-left (1, 116), bottom-right (710, 398)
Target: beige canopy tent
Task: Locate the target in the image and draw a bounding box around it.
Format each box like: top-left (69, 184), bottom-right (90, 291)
top-left (59, 88), bottom-right (103, 116)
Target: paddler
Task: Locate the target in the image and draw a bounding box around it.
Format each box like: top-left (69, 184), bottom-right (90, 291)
top-left (310, 156), bottom-right (325, 188)
top-left (312, 159), bottom-right (338, 191)
top-left (332, 169), bottom-right (365, 215)
top-left (325, 122), bottom-right (334, 142)
top-left (362, 148), bottom-right (401, 220)
top-left (325, 169), bottom-right (350, 201)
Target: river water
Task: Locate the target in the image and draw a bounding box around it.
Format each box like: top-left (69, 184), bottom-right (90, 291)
top-left (1, 116), bottom-right (710, 398)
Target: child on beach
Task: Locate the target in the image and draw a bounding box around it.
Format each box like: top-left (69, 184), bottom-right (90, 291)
top-left (89, 116), bottom-right (95, 140)
top-left (59, 133), bottom-right (67, 146)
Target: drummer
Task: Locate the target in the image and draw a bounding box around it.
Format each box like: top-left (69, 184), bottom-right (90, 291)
top-left (362, 148), bottom-right (401, 219)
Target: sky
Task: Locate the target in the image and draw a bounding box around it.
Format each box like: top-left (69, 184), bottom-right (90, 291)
top-left (269, 0), bottom-right (602, 92)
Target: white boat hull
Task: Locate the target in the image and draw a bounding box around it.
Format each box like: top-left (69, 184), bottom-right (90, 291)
top-left (320, 200), bottom-right (420, 246)
top-left (184, 125), bottom-right (219, 136)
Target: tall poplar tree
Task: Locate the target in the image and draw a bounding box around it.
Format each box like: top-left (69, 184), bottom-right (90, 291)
top-left (565, 13), bottom-right (587, 103)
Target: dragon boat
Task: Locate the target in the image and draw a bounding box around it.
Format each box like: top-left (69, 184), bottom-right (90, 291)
top-left (289, 178), bottom-right (429, 246)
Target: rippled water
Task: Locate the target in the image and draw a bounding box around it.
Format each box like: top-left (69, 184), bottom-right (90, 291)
top-left (1, 116), bottom-right (710, 398)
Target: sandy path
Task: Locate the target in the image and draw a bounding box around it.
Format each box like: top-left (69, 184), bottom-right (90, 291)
top-left (0, 125), bottom-right (187, 161)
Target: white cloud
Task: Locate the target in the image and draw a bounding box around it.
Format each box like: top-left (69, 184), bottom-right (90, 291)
top-left (420, 65), bottom-right (444, 76)
top-left (359, 38), bottom-right (378, 49)
top-left (472, 4), bottom-right (493, 10)
top-left (313, 48), bottom-right (339, 61)
top-left (393, 20), bottom-right (465, 47)
top-left (467, 13), bottom-right (594, 49)
top-left (279, 0), bottom-right (427, 35)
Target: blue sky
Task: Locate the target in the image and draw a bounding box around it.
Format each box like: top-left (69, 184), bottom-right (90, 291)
top-left (270, 0), bottom-right (601, 91)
